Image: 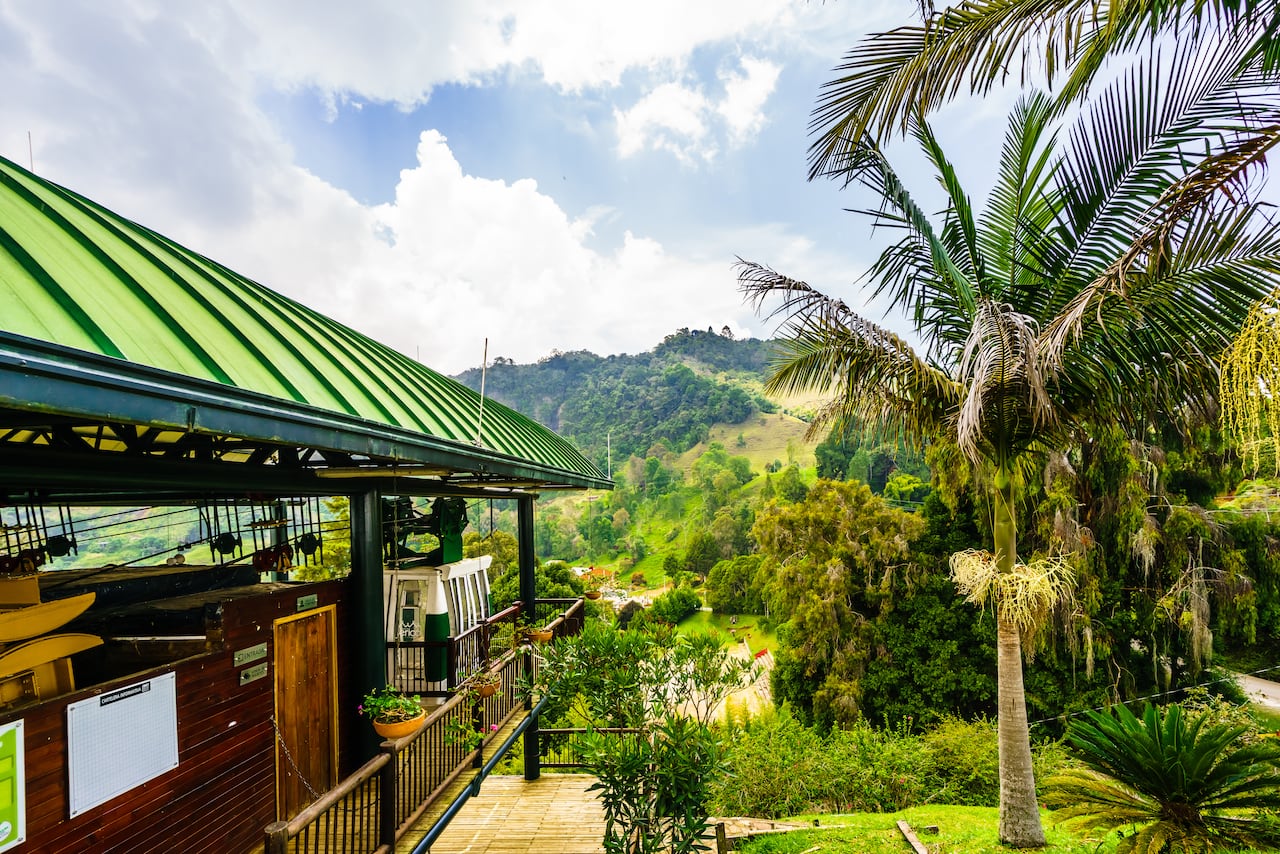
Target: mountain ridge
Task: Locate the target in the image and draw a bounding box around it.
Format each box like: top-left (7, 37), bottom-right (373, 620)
top-left (452, 328), bottom-right (782, 468)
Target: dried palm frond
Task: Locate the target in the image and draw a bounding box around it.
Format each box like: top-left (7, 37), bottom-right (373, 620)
top-left (950, 548), bottom-right (1075, 629)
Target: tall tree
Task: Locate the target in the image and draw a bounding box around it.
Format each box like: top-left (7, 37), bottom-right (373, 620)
top-left (740, 35), bottom-right (1280, 845)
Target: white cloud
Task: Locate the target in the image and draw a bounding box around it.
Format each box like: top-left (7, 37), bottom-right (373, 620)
top-left (718, 56), bottom-right (781, 144)
top-left (612, 55), bottom-right (781, 163)
top-left (222, 0), bottom-right (818, 100)
top-left (0, 0), bottom-right (919, 378)
top-left (614, 83), bottom-right (714, 163)
top-left (332, 131), bottom-right (763, 372)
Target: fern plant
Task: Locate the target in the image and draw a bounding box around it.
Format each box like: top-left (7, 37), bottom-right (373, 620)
top-left (1047, 702), bottom-right (1280, 853)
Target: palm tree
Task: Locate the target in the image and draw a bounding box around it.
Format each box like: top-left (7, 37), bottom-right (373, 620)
top-left (1047, 703), bottom-right (1280, 853)
top-left (739, 34), bottom-right (1280, 847)
top-left (810, 1), bottom-right (1280, 189)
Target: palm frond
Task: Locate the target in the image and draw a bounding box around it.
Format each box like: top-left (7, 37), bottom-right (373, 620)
top-left (977, 90), bottom-right (1064, 310)
top-left (1043, 200), bottom-right (1280, 391)
top-left (1043, 34), bottom-right (1280, 364)
top-left (1054, 29), bottom-right (1280, 289)
top-left (837, 135), bottom-right (980, 333)
top-left (955, 298), bottom-right (1055, 464)
top-left (735, 260), bottom-right (961, 447)
top-left (808, 0), bottom-right (1105, 178)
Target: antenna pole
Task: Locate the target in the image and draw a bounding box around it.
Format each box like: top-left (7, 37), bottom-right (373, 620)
top-left (27, 131), bottom-right (34, 172)
top-left (475, 338), bottom-right (488, 446)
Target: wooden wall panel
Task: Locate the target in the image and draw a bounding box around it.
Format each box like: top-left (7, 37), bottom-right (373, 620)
top-left (0, 578), bottom-right (358, 853)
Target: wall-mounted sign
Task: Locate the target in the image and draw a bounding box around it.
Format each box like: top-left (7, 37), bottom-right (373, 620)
top-left (0, 720), bottom-right (25, 853)
top-left (67, 673), bottom-right (178, 818)
top-left (296, 594), bottom-right (318, 612)
top-left (239, 663), bottom-right (269, 686)
top-left (233, 643), bottom-right (268, 667)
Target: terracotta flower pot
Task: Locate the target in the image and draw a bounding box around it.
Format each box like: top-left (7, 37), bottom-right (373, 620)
top-left (585, 590), bottom-right (602, 600)
top-left (373, 711), bottom-right (425, 739)
top-left (526, 628), bottom-right (554, 643)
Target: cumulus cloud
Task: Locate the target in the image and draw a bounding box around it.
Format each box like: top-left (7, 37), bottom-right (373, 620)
top-left (337, 131), bottom-right (766, 372)
top-left (0, 1), bottom-right (904, 377)
top-left (224, 0), bottom-right (810, 100)
top-left (612, 55), bottom-right (780, 163)
top-left (614, 83), bottom-right (715, 163)
top-left (718, 56), bottom-right (781, 144)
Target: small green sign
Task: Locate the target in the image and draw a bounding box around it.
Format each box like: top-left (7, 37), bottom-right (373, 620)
top-left (296, 594), bottom-right (318, 612)
top-left (0, 720), bottom-right (25, 852)
top-left (239, 663), bottom-right (269, 686)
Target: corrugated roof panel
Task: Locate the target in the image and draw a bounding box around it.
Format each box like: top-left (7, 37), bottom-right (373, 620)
top-left (0, 155), bottom-right (605, 485)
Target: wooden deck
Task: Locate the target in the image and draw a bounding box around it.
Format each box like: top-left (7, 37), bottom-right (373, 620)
top-left (417, 774), bottom-right (606, 853)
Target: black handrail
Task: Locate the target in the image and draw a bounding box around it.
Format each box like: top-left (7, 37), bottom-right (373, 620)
top-left (264, 597), bottom-right (584, 854)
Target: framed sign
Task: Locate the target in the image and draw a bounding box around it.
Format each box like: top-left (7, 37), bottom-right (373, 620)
top-left (67, 673), bottom-right (178, 818)
top-left (0, 719), bottom-right (24, 852)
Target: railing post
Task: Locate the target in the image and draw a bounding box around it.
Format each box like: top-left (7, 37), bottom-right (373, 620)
top-left (472, 696), bottom-right (484, 769)
top-left (447, 637), bottom-right (459, 691)
top-left (264, 821), bottom-right (289, 854)
top-left (522, 645), bottom-right (541, 781)
top-left (379, 744), bottom-right (398, 847)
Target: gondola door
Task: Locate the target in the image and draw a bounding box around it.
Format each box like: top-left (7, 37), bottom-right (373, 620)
top-left (273, 605), bottom-right (338, 819)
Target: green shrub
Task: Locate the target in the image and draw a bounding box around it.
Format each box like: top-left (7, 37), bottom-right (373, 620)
top-left (651, 587), bottom-right (700, 624)
top-left (823, 722), bottom-right (935, 812)
top-left (710, 708), bottom-right (826, 818)
top-left (711, 712), bottom-right (1072, 818)
top-left (919, 717), bottom-right (1000, 806)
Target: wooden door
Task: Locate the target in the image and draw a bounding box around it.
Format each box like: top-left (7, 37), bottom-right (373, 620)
top-left (274, 605), bottom-right (338, 820)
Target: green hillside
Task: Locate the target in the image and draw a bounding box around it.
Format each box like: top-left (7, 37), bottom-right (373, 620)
top-left (453, 329), bottom-right (783, 469)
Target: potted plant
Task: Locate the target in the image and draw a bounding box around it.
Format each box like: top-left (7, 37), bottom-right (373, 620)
top-left (358, 685), bottom-right (425, 739)
top-left (515, 617), bottom-right (554, 644)
top-left (470, 669), bottom-right (502, 699)
top-left (446, 716), bottom-right (498, 753)
top-left (584, 579), bottom-right (603, 600)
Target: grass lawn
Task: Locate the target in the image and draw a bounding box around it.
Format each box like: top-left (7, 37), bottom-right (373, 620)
top-left (678, 609), bottom-right (778, 656)
top-left (733, 805), bottom-right (1280, 854)
top-left (734, 806), bottom-right (1116, 854)
top-left (1253, 705), bottom-right (1280, 733)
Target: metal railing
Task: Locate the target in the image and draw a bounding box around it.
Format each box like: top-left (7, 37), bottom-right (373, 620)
top-left (387, 599), bottom-right (584, 698)
top-left (264, 598), bottom-right (583, 854)
top-left (538, 727), bottom-right (644, 769)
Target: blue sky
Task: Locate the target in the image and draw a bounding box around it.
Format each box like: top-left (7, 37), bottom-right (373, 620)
top-left (0, 1), bottom-right (1004, 374)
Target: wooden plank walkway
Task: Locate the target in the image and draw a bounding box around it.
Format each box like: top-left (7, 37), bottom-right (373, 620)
top-left (417, 774), bottom-right (606, 853)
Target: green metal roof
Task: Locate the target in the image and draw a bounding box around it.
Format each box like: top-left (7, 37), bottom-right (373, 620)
top-left (0, 155), bottom-right (608, 490)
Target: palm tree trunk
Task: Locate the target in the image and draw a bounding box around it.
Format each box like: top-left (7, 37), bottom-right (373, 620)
top-left (993, 468), bottom-right (1045, 848)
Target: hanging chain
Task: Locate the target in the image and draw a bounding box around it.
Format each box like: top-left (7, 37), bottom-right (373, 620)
top-left (271, 715), bottom-right (324, 801)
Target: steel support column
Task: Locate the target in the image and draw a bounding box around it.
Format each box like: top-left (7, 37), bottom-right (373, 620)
top-left (351, 488), bottom-right (386, 757)
top-left (517, 495), bottom-right (540, 780)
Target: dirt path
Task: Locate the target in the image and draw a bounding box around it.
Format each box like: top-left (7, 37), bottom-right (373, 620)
top-left (1239, 673), bottom-right (1280, 713)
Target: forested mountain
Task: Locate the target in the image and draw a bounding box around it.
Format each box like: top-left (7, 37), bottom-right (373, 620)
top-left (453, 328), bottom-right (778, 467)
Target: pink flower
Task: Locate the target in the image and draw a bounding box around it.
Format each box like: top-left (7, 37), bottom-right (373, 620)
top-left (490, 724), bottom-right (499, 731)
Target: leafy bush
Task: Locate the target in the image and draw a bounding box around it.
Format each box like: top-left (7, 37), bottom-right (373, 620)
top-left (651, 587), bottom-right (700, 624)
top-left (919, 717), bottom-right (1000, 806)
top-left (711, 710), bottom-right (1070, 818)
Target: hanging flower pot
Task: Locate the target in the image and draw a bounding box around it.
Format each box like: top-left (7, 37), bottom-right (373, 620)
top-left (372, 711), bottom-right (426, 739)
top-left (359, 685), bottom-right (426, 739)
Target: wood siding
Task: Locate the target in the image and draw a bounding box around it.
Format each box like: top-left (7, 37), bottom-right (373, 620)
top-left (0, 578), bottom-right (360, 854)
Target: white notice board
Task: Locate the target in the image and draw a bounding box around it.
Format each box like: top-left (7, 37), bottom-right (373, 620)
top-left (67, 672), bottom-right (179, 818)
